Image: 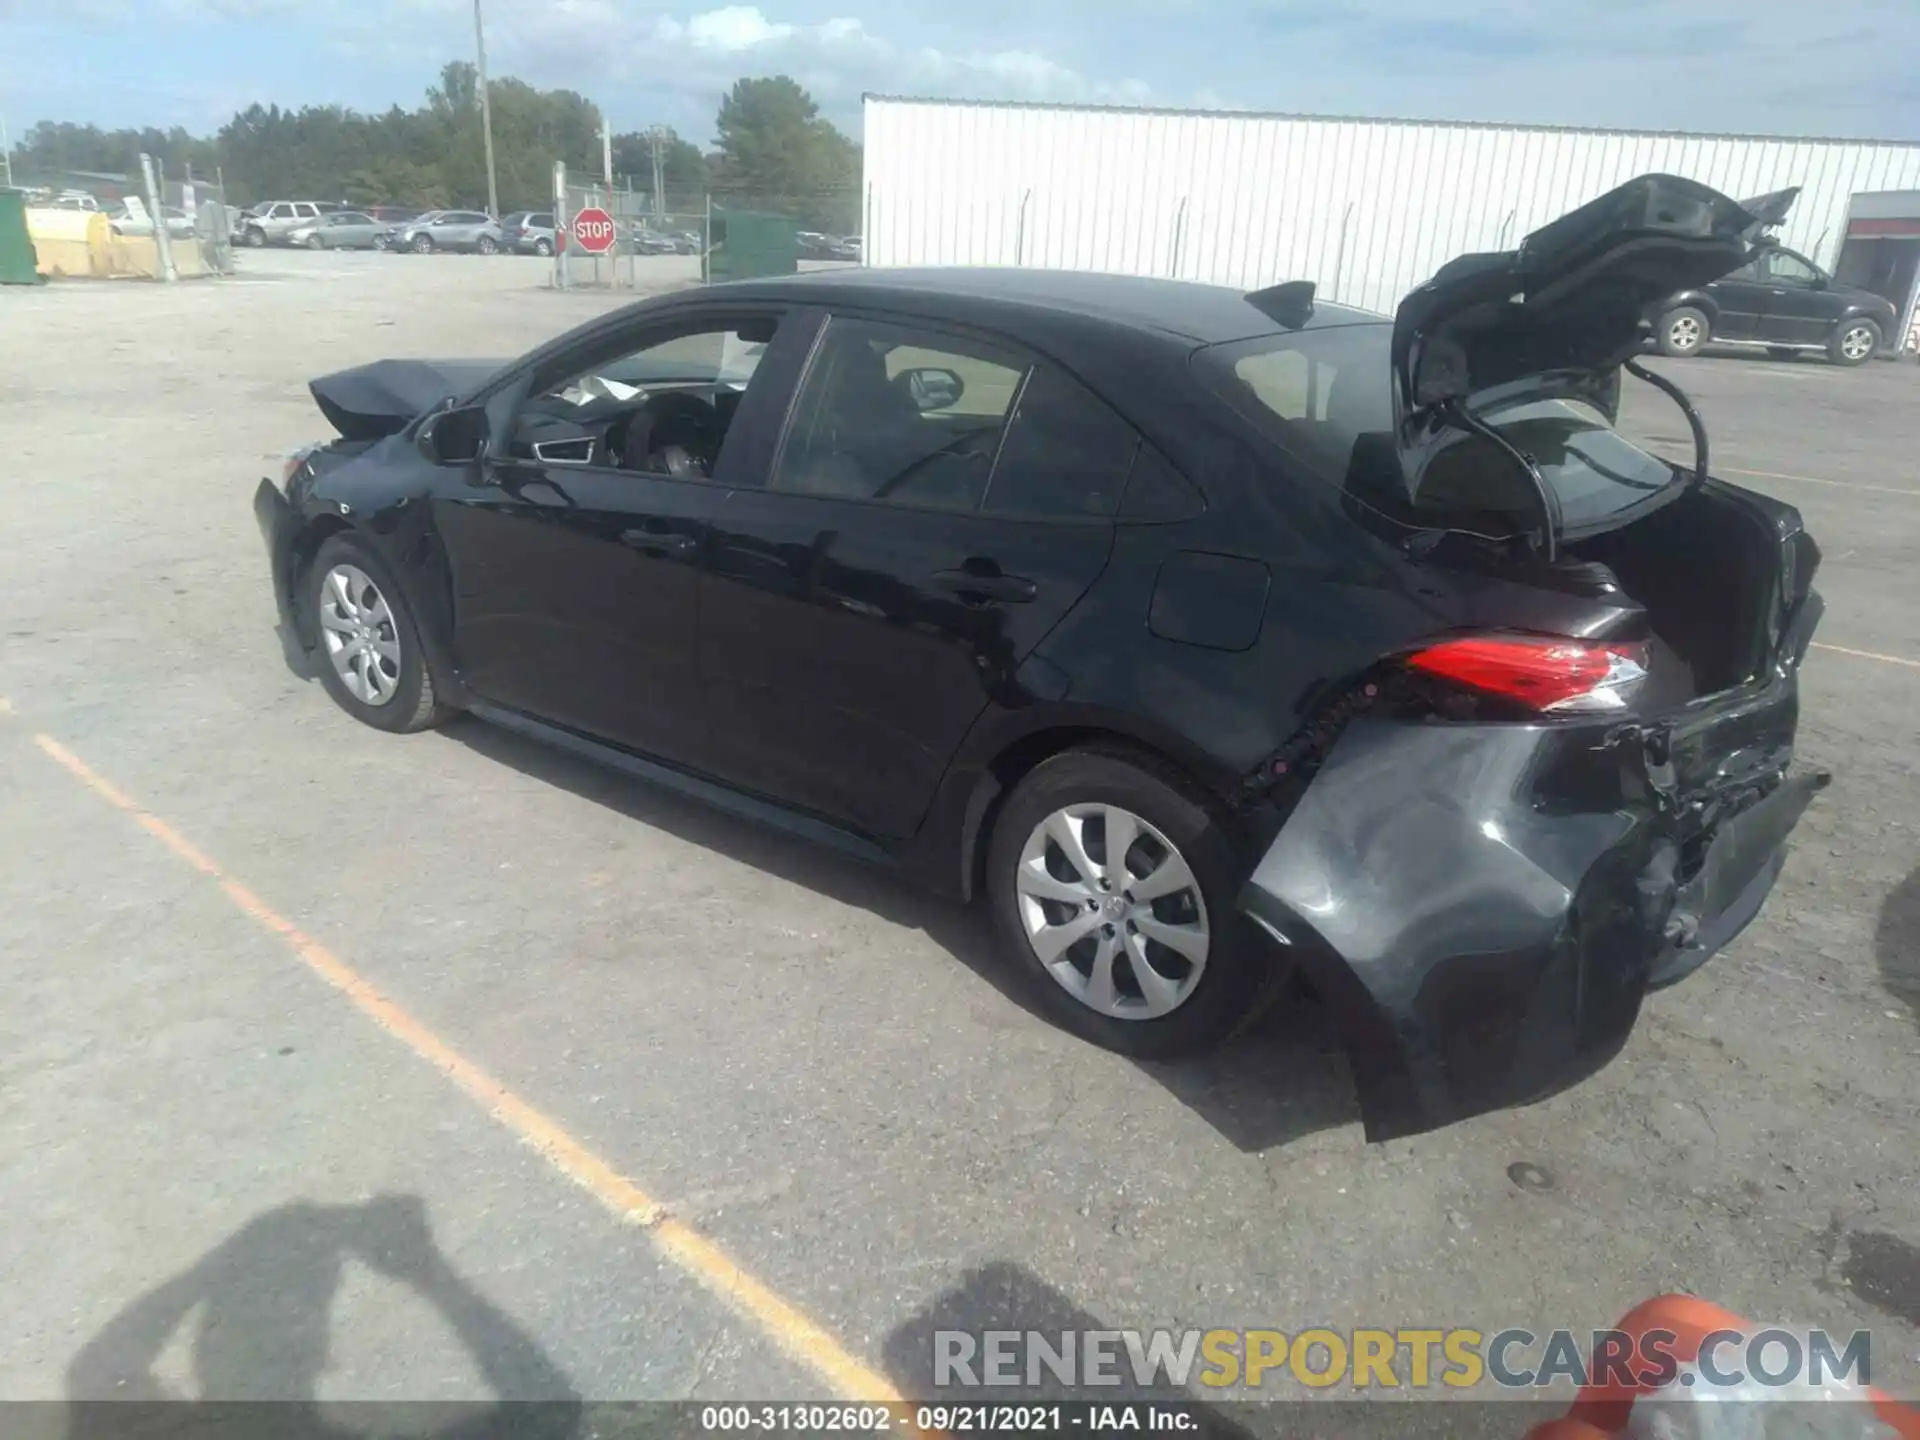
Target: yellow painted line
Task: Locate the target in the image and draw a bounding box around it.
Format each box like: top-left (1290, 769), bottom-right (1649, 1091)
top-left (1812, 641), bottom-right (1920, 671)
top-left (30, 732), bottom-right (908, 1408)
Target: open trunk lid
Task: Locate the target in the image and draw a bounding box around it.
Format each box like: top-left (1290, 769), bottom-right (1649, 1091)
top-left (1391, 174), bottom-right (1771, 415)
top-left (308, 358), bottom-right (506, 442)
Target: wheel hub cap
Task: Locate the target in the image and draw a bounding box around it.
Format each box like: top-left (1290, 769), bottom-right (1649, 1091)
top-left (1015, 802), bottom-right (1210, 1021)
top-left (316, 563), bottom-right (402, 707)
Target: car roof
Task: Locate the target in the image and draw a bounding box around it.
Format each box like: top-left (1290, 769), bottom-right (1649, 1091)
top-left (711, 266), bottom-right (1384, 345)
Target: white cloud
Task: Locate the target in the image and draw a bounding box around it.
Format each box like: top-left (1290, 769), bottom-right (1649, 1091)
top-left (679, 6), bottom-right (796, 51)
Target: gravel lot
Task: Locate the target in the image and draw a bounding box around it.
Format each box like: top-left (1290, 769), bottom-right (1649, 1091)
top-left (2, 249), bottom-right (1917, 1419)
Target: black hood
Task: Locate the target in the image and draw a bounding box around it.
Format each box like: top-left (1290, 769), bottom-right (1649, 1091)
top-left (308, 359), bottom-right (507, 442)
top-left (1392, 174), bottom-right (1777, 417)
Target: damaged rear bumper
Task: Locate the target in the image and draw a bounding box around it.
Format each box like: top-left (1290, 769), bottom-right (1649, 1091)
top-left (1238, 705), bottom-right (1827, 1143)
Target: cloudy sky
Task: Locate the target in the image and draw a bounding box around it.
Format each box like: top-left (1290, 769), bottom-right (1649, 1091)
top-left (2, 0), bottom-right (1917, 143)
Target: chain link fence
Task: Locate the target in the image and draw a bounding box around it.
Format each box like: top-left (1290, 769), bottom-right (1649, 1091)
top-left (546, 166), bottom-right (862, 289)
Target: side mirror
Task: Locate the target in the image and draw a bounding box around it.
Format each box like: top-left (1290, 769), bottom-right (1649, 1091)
top-left (901, 366), bottom-right (965, 412)
top-left (1810, 274), bottom-right (1828, 291)
top-left (417, 404), bottom-right (489, 465)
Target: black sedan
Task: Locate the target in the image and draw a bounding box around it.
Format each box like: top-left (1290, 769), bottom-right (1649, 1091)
top-left (255, 173), bottom-right (1828, 1141)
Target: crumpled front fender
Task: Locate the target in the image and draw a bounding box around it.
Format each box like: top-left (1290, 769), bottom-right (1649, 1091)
top-left (1238, 718), bottom-right (1755, 1142)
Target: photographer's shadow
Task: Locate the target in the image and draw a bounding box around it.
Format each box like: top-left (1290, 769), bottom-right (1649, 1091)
top-left (64, 1195), bottom-right (580, 1440)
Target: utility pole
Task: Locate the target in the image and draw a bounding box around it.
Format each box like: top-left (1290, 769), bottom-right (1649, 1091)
top-left (1, 114), bottom-right (13, 191)
top-left (601, 111), bottom-right (614, 190)
top-left (472, 0), bottom-right (500, 218)
top-left (648, 124), bottom-right (667, 221)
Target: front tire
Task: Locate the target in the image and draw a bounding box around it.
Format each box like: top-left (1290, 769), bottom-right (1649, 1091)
top-left (1830, 318), bottom-right (1880, 367)
top-left (305, 535), bottom-right (452, 734)
top-left (412, 234), bottom-right (434, 255)
top-left (305, 233), bottom-right (325, 250)
top-left (245, 226), bottom-right (267, 248)
top-left (986, 748), bottom-right (1278, 1058)
top-left (1657, 306), bottom-right (1709, 357)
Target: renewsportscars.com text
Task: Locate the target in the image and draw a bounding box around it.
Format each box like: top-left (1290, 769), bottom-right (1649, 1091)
top-left (933, 1327), bottom-right (1872, 1391)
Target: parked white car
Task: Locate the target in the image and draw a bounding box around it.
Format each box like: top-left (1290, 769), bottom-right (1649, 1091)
top-left (105, 201), bottom-right (195, 239)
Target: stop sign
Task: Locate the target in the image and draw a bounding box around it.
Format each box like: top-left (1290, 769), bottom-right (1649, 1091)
top-left (572, 207), bottom-right (616, 254)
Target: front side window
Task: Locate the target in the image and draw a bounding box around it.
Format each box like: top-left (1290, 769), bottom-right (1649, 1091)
top-left (1761, 249), bottom-right (1821, 286)
top-left (769, 318), bottom-right (1025, 512)
top-left (510, 318), bottom-right (780, 478)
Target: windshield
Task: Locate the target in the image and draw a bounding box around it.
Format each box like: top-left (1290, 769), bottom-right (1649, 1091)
top-left (1195, 324), bottom-right (1681, 537)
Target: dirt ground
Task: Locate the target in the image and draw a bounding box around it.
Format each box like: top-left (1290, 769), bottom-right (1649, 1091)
top-left (2, 248), bottom-right (1917, 1419)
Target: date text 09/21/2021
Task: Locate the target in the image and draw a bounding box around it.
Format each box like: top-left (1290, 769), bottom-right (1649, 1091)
top-left (698, 1404), bottom-right (1198, 1432)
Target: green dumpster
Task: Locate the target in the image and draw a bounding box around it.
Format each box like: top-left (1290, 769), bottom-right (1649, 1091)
top-left (703, 208), bottom-right (798, 283)
top-left (0, 190), bottom-right (44, 285)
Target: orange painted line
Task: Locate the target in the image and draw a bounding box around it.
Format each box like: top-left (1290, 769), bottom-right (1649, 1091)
top-left (30, 732), bottom-right (909, 1408)
top-left (1811, 641), bottom-right (1920, 671)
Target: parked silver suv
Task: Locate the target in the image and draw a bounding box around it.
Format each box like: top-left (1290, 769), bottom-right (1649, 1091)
top-left (238, 201), bottom-right (330, 248)
top-left (389, 210), bottom-right (503, 255)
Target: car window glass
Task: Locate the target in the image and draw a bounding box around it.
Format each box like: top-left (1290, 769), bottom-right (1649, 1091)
top-left (296, 204), bottom-right (317, 218)
top-left (770, 318), bottom-right (1027, 512)
top-left (1119, 445), bottom-right (1205, 521)
top-left (1763, 250), bottom-right (1820, 285)
top-left (513, 319), bottom-right (781, 480)
top-left (1232, 346), bottom-right (1335, 422)
top-left (532, 214), bottom-right (553, 228)
top-left (983, 366), bottom-right (1138, 519)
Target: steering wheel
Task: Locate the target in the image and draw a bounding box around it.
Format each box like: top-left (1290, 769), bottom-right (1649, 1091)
top-left (613, 393), bottom-right (724, 478)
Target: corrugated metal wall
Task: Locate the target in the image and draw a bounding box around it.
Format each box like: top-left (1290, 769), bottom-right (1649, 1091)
top-left (863, 97), bottom-right (1920, 317)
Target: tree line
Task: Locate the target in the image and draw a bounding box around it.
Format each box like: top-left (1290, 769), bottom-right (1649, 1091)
top-left (12, 67), bottom-right (863, 230)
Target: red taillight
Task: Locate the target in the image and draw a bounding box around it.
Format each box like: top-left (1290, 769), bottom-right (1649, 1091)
top-left (1406, 634), bottom-right (1649, 714)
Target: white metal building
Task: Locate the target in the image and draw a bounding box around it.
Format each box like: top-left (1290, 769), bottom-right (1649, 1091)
top-left (862, 96), bottom-right (1920, 340)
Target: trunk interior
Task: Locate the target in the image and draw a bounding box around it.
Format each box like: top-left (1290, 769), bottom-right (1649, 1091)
top-left (1569, 486), bottom-right (1780, 703)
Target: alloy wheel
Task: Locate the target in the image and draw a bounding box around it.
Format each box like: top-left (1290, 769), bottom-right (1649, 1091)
top-left (1667, 314), bottom-right (1701, 351)
top-left (1014, 803), bottom-right (1210, 1020)
top-left (316, 564), bottom-right (402, 707)
top-left (478, 236), bottom-right (498, 255)
top-left (1841, 325), bottom-right (1876, 361)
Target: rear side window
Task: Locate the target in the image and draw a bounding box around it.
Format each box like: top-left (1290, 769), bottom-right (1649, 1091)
top-left (532, 213), bottom-right (554, 228)
top-left (982, 367), bottom-right (1138, 520)
top-left (770, 317), bottom-right (1025, 512)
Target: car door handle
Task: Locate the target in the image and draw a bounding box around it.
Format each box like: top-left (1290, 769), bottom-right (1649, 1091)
top-left (620, 528), bottom-right (697, 558)
top-left (931, 569), bottom-right (1038, 603)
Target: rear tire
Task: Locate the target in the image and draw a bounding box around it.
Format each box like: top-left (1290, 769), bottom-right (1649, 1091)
top-left (305, 535), bottom-right (453, 735)
top-left (1657, 306), bottom-right (1709, 357)
top-left (535, 238), bottom-right (553, 257)
top-left (986, 747), bottom-right (1281, 1058)
top-left (1829, 318), bottom-right (1880, 367)
top-left (477, 235), bottom-right (498, 256)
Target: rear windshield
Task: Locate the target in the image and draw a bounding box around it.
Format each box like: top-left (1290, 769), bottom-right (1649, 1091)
top-left (1195, 325), bottom-right (1681, 536)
